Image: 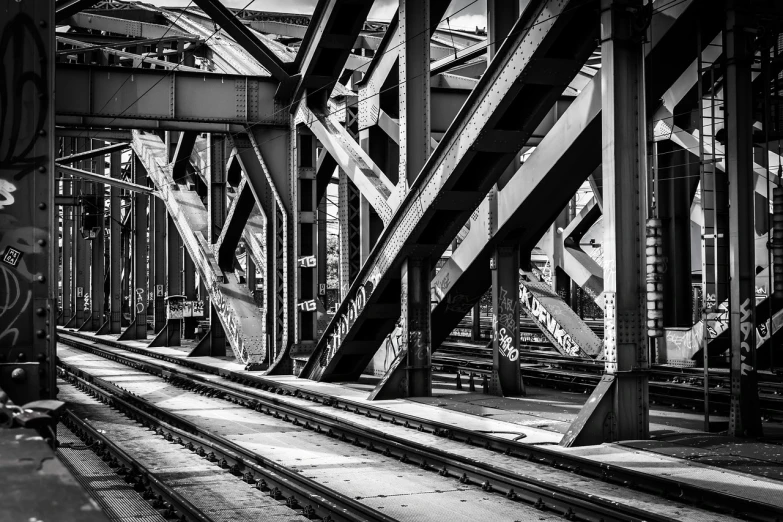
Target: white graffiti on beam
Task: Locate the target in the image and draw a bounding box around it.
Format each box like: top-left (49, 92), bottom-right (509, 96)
top-left (497, 327), bottom-right (519, 361)
top-left (520, 285), bottom-right (582, 356)
top-left (739, 298), bottom-right (753, 376)
top-left (322, 270), bottom-right (382, 366)
top-left (135, 288), bottom-right (145, 313)
top-left (208, 277), bottom-right (245, 360)
top-left (0, 264), bottom-right (32, 346)
top-left (0, 179), bottom-right (16, 209)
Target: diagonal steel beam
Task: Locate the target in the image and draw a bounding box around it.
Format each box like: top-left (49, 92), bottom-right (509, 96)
top-left (301, 0), bottom-right (600, 382)
top-left (291, 0), bottom-right (375, 109)
top-left (56, 0), bottom-right (98, 22)
top-left (56, 164), bottom-right (157, 196)
top-left (191, 0), bottom-right (291, 83)
top-left (57, 142), bottom-right (129, 165)
top-left (296, 101), bottom-right (396, 224)
top-left (133, 131), bottom-right (267, 367)
top-left (171, 132), bottom-right (198, 180)
top-left (215, 179), bottom-right (255, 270)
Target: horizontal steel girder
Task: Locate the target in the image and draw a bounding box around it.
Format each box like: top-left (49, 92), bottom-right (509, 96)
top-left (55, 64), bottom-right (285, 131)
top-left (132, 131), bottom-right (267, 366)
top-left (300, 0), bottom-right (600, 382)
top-left (66, 11), bottom-right (189, 39)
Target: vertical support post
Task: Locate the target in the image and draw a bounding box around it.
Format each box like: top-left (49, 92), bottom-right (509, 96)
top-left (338, 173), bottom-right (361, 300)
top-left (317, 196), bottom-right (327, 309)
top-left (60, 140), bottom-right (73, 326)
top-left (725, 2), bottom-right (762, 437)
top-left (183, 249), bottom-right (197, 339)
top-left (297, 129), bottom-right (318, 349)
top-left (152, 195), bottom-right (166, 332)
top-left (208, 134), bottom-right (226, 244)
top-left (101, 150), bottom-right (122, 334)
top-left (88, 145), bottom-right (105, 330)
top-left (599, 0), bottom-right (649, 441)
top-left (0, 0), bottom-right (55, 402)
top-left (398, 0), bottom-right (430, 190)
top-left (490, 244), bottom-right (523, 396)
top-left (402, 257), bottom-right (432, 397)
top-left (561, 0), bottom-right (649, 446)
top-left (71, 140), bottom-right (88, 327)
top-left (151, 214), bottom-right (182, 346)
top-left (471, 303), bottom-right (481, 341)
top-left (120, 154), bottom-right (148, 340)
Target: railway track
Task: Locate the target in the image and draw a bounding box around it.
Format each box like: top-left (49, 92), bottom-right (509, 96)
top-left (434, 340), bottom-right (783, 417)
top-left (57, 330), bottom-right (780, 521)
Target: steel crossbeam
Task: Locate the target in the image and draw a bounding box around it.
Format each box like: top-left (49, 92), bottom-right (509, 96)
top-left (55, 64), bottom-right (285, 131)
top-left (300, 0), bottom-right (600, 382)
top-left (133, 131), bottom-right (267, 367)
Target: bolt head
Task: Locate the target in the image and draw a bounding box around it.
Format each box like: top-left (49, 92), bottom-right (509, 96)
top-left (11, 368), bottom-right (26, 382)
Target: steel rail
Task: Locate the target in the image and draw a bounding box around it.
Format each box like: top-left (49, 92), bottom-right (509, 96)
top-left (61, 409), bottom-right (213, 522)
top-left (56, 330), bottom-right (783, 522)
top-left (58, 340), bottom-right (668, 522)
top-left (57, 366), bottom-right (394, 522)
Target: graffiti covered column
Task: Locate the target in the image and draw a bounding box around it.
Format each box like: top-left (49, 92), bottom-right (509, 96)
top-left (120, 154), bottom-right (148, 340)
top-left (0, 0), bottom-right (55, 402)
top-left (725, 1), bottom-right (762, 437)
top-left (402, 257), bottom-right (432, 397)
top-left (296, 129), bottom-right (318, 352)
top-left (98, 150), bottom-right (123, 334)
top-left (490, 243), bottom-right (524, 396)
top-left (86, 144), bottom-right (105, 330)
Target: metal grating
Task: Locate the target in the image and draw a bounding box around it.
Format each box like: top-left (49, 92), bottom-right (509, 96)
top-left (57, 424), bottom-right (166, 522)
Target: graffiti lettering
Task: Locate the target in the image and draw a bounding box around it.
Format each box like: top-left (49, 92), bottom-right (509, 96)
top-left (739, 298), bottom-right (753, 376)
top-left (497, 327), bottom-right (518, 361)
top-left (520, 285), bottom-right (582, 356)
top-left (135, 288), bottom-right (145, 313)
top-left (0, 179), bottom-right (15, 209)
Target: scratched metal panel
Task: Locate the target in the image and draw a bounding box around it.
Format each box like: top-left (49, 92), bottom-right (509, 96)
top-left (0, 0), bottom-right (56, 401)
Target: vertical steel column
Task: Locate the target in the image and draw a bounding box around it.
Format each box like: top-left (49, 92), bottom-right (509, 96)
top-left (725, 2), bottom-right (762, 437)
top-left (471, 303), bottom-right (481, 341)
top-left (0, 0), bottom-right (55, 403)
top-left (600, 0), bottom-right (649, 441)
top-left (402, 257), bottom-right (432, 397)
top-left (317, 196), bottom-right (327, 309)
top-left (88, 144), bottom-right (105, 330)
top-left (398, 0), bottom-right (430, 190)
top-left (208, 134), bottom-right (226, 244)
top-left (120, 154), bottom-right (148, 340)
top-left (297, 129), bottom-right (318, 348)
top-left (562, 0), bottom-right (649, 446)
top-left (149, 214), bottom-right (182, 347)
top-left (60, 139), bottom-right (73, 326)
top-left (99, 150), bottom-right (122, 334)
top-left (183, 249), bottom-right (197, 339)
top-left (490, 244), bottom-right (524, 396)
top-left (207, 134), bottom-right (226, 355)
top-left (151, 195), bottom-right (166, 332)
top-left (71, 139), bottom-right (88, 327)
top-left (657, 142), bottom-right (695, 327)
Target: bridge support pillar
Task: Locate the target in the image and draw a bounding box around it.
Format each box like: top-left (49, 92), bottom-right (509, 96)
top-left (150, 214), bottom-right (183, 347)
top-left (120, 155), bottom-right (148, 340)
top-left (489, 243), bottom-right (524, 397)
top-left (86, 145), bottom-right (105, 331)
top-left (725, 1), bottom-right (762, 437)
top-left (562, 0), bottom-right (649, 446)
top-left (60, 139), bottom-right (73, 326)
top-left (402, 257), bottom-right (432, 397)
top-left (151, 194), bottom-right (167, 333)
top-left (99, 150), bottom-right (123, 335)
